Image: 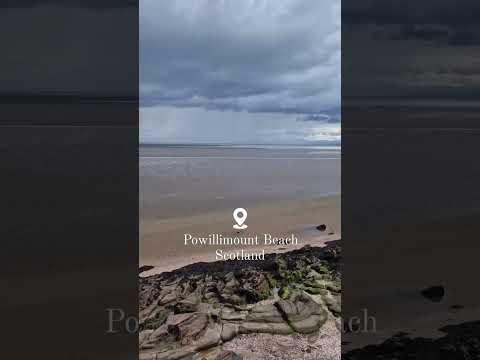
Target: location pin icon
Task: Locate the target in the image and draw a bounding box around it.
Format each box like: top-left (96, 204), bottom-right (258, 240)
top-left (233, 208), bottom-right (248, 229)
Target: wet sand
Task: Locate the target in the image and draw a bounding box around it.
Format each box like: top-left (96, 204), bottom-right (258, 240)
top-left (343, 211), bottom-right (480, 352)
top-left (140, 195), bottom-right (340, 275)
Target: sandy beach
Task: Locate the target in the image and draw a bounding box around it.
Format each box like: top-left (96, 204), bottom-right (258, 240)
top-left (342, 210), bottom-right (480, 353)
top-left (140, 195), bottom-right (340, 274)
top-left (139, 146), bottom-right (341, 359)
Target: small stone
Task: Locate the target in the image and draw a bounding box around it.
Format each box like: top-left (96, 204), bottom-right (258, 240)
top-left (421, 285), bottom-right (445, 302)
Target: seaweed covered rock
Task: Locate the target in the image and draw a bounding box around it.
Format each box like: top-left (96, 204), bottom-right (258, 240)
top-left (139, 242), bottom-right (341, 359)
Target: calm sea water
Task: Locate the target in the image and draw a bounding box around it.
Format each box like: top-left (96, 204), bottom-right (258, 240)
top-left (140, 144), bottom-right (341, 219)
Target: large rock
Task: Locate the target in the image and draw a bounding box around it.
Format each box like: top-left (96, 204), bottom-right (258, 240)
top-left (220, 323), bottom-right (238, 342)
top-left (178, 313), bottom-right (209, 345)
top-left (275, 292), bottom-right (328, 333)
top-left (175, 292), bottom-right (201, 313)
top-left (245, 303), bottom-right (284, 323)
top-left (139, 242), bottom-right (342, 358)
top-left (238, 321), bottom-right (293, 335)
top-left (194, 325), bottom-right (222, 351)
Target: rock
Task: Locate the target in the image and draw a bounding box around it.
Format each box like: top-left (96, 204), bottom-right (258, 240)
top-left (167, 313), bottom-right (195, 328)
top-left (246, 303), bottom-right (284, 323)
top-left (139, 265), bottom-right (154, 274)
top-left (148, 324), bottom-right (169, 344)
top-left (222, 294), bottom-right (245, 306)
top-left (139, 330), bottom-right (153, 348)
top-left (307, 269), bottom-right (324, 280)
top-left (178, 313), bottom-right (209, 345)
top-left (289, 314), bottom-right (327, 334)
top-left (175, 293), bottom-right (201, 313)
top-left (275, 292), bottom-right (328, 333)
top-left (221, 310), bottom-right (247, 321)
top-left (221, 323), bottom-right (238, 342)
top-left (204, 292), bottom-right (218, 302)
top-left (243, 272), bottom-right (271, 301)
top-left (142, 308), bottom-right (170, 330)
top-left (139, 241), bottom-right (342, 358)
top-left (343, 321), bottom-right (480, 359)
top-left (215, 350), bottom-right (243, 360)
top-left (278, 286), bottom-right (291, 300)
top-left (238, 321), bottom-right (293, 335)
top-left (421, 285), bottom-right (445, 302)
top-left (155, 348), bottom-right (194, 360)
top-left (323, 292), bottom-right (341, 316)
top-left (159, 291), bottom-right (178, 306)
top-left (194, 325), bottom-right (222, 351)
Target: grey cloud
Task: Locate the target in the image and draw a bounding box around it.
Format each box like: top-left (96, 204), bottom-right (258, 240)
top-left (343, 0), bottom-right (480, 99)
top-left (386, 25), bottom-right (450, 42)
top-left (0, 1), bottom-right (135, 9)
top-left (140, 0), bottom-right (340, 116)
top-left (343, 0), bottom-right (480, 26)
top-left (373, 25), bottom-right (480, 48)
top-left (0, 5), bottom-right (137, 94)
top-left (297, 113), bottom-right (340, 123)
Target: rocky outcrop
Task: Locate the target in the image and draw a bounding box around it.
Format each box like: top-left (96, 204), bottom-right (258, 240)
top-left (139, 242), bottom-right (341, 360)
top-left (343, 321), bottom-right (480, 359)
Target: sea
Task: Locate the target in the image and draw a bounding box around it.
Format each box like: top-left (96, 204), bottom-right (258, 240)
top-left (140, 144), bottom-right (341, 220)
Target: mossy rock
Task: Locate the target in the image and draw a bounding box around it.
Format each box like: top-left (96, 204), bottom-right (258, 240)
top-left (258, 288), bottom-right (271, 301)
top-left (266, 274), bottom-right (278, 288)
top-left (143, 309), bottom-right (170, 330)
top-left (326, 281), bottom-right (341, 293)
top-left (279, 286), bottom-right (291, 300)
top-left (312, 263), bottom-right (330, 274)
top-left (304, 286), bottom-right (324, 295)
top-left (283, 270), bottom-right (306, 284)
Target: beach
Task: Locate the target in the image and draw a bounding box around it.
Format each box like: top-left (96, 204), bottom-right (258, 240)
top-left (140, 195), bottom-right (341, 274)
top-left (139, 144), bottom-right (341, 359)
top-left (140, 145), bottom-right (341, 273)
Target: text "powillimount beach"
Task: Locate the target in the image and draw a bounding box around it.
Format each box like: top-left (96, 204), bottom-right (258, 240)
top-left (184, 233), bottom-right (298, 247)
top-left (184, 233), bottom-right (299, 261)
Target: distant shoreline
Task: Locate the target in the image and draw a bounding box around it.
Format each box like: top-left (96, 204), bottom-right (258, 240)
top-left (140, 143), bottom-right (341, 149)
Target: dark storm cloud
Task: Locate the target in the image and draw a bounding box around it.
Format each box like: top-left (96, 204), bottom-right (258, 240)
top-left (140, 0), bottom-right (340, 116)
top-left (344, 0), bottom-right (480, 50)
top-left (0, 3), bottom-right (136, 94)
top-left (343, 0), bottom-right (480, 99)
top-left (385, 25), bottom-right (450, 42)
top-left (343, 0), bottom-right (480, 26)
top-left (372, 25), bottom-right (480, 47)
top-left (0, 0), bottom-right (135, 9)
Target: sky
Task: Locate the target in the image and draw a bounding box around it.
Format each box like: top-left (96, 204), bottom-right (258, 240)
top-left (0, 2), bottom-right (136, 95)
top-left (343, 0), bottom-right (480, 99)
top-left (140, 0), bottom-right (341, 145)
